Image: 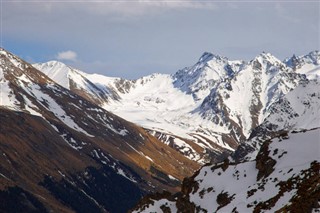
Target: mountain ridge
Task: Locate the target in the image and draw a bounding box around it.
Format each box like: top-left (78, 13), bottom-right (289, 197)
top-left (34, 50), bottom-right (320, 164)
top-left (133, 128), bottom-right (320, 212)
top-left (1, 47), bottom-right (319, 212)
top-left (130, 51), bottom-right (319, 212)
top-left (0, 48), bottom-right (199, 212)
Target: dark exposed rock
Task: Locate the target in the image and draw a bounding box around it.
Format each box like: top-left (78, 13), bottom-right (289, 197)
top-left (40, 166), bottom-right (144, 213)
top-left (216, 191), bottom-right (235, 210)
top-left (160, 204), bottom-right (172, 213)
top-left (232, 142), bottom-right (255, 162)
top-left (130, 191), bottom-right (173, 212)
top-left (256, 140), bottom-right (277, 181)
top-left (0, 48), bottom-right (200, 213)
top-left (254, 161), bottom-right (320, 213)
top-left (284, 161), bottom-right (320, 213)
top-left (0, 186), bottom-right (48, 213)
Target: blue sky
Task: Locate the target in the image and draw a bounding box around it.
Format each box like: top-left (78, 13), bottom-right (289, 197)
top-left (2, 1), bottom-right (319, 79)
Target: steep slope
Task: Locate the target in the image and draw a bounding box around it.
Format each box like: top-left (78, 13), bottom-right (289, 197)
top-left (200, 53), bottom-right (307, 139)
top-left (285, 50), bottom-right (320, 80)
top-left (133, 128), bottom-right (320, 213)
top-left (0, 109), bottom-right (144, 213)
top-left (33, 61), bottom-right (133, 104)
top-left (105, 72), bottom-right (235, 164)
top-left (262, 80), bottom-right (319, 131)
top-left (132, 75), bottom-right (320, 212)
top-left (35, 54), bottom-right (245, 164)
top-left (35, 51), bottom-right (318, 165)
top-left (0, 48), bottom-right (199, 212)
top-left (172, 52), bottom-right (244, 101)
top-left (233, 79), bottom-right (320, 162)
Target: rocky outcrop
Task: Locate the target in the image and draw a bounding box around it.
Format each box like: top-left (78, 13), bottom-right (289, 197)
top-left (133, 129), bottom-right (320, 213)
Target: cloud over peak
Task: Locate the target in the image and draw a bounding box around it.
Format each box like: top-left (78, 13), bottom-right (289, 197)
top-left (56, 50), bottom-right (77, 62)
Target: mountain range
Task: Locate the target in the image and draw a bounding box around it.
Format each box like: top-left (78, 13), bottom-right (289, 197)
top-left (0, 47), bottom-right (319, 212)
top-left (34, 50), bottom-right (319, 164)
top-left (0, 48), bottom-right (198, 212)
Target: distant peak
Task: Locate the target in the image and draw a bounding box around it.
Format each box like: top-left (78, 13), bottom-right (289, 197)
top-left (45, 60), bottom-right (67, 66)
top-left (253, 52), bottom-right (281, 64)
top-left (257, 51), bottom-right (275, 58)
top-left (198, 52), bottom-right (227, 63)
top-left (304, 50), bottom-right (320, 61)
top-left (35, 60), bottom-right (71, 70)
top-left (199, 52), bottom-right (214, 62)
top-left (291, 54), bottom-right (298, 59)
top-left (307, 50), bottom-right (319, 56)
top-left (298, 50), bottom-right (320, 65)
top-left (0, 48), bottom-right (21, 60)
top-left (0, 47), bottom-right (10, 56)
top-left (284, 50), bottom-right (320, 67)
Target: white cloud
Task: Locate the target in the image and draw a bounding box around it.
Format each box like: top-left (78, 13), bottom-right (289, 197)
top-left (56, 50), bottom-right (78, 61)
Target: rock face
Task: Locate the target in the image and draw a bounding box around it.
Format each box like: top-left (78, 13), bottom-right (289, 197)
top-left (255, 140), bottom-right (277, 181)
top-left (132, 61), bottom-right (320, 212)
top-left (2, 47), bottom-right (319, 212)
top-left (0, 48), bottom-right (199, 213)
top-left (285, 50), bottom-right (320, 79)
top-left (0, 109), bottom-right (144, 213)
top-left (35, 51), bottom-right (319, 165)
top-left (132, 129), bottom-right (320, 213)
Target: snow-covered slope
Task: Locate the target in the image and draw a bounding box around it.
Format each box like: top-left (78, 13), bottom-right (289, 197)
top-left (105, 72), bottom-right (239, 163)
top-left (33, 61), bottom-right (133, 104)
top-left (261, 80), bottom-right (319, 132)
top-left (0, 48), bottom-right (199, 204)
top-left (201, 53), bottom-right (308, 140)
top-left (35, 51), bottom-right (319, 164)
top-left (285, 50), bottom-right (320, 80)
top-left (3, 47), bottom-right (319, 212)
top-left (35, 54), bottom-right (244, 163)
top-left (133, 128), bottom-right (320, 213)
top-left (132, 67), bottom-right (320, 212)
top-left (172, 52), bottom-right (244, 101)
top-left (230, 79), bottom-right (320, 162)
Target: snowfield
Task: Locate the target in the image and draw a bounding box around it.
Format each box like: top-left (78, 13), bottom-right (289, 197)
top-left (134, 128), bottom-right (320, 212)
top-left (34, 51), bottom-right (320, 164)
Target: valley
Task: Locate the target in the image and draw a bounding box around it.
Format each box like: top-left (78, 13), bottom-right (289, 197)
top-left (0, 48), bottom-right (319, 212)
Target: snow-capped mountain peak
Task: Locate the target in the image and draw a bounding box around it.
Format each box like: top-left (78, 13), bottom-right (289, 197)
top-left (0, 48), bottom-right (203, 212)
top-left (0, 48), bottom-right (31, 71)
top-left (34, 60), bottom-right (74, 89)
top-left (35, 50), bottom-right (319, 165)
top-left (284, 50), bottom-right (320, 80)
top-left (298, 50), bottom-right (320, 65)
top-left (198, 52), bottom-right (215, 63)
top-left (33, 61), bottom-right (128, 104)
top-left (41, 60), bottom-right (70, 69)
top-left (197, 52), bottom-right (228, 64)
top-left (250, 52), bottom-right (286, 72)
top-left (255, 51), bottom-right (280, 61)
top-left (172, 52), bottom-right (236, 102)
